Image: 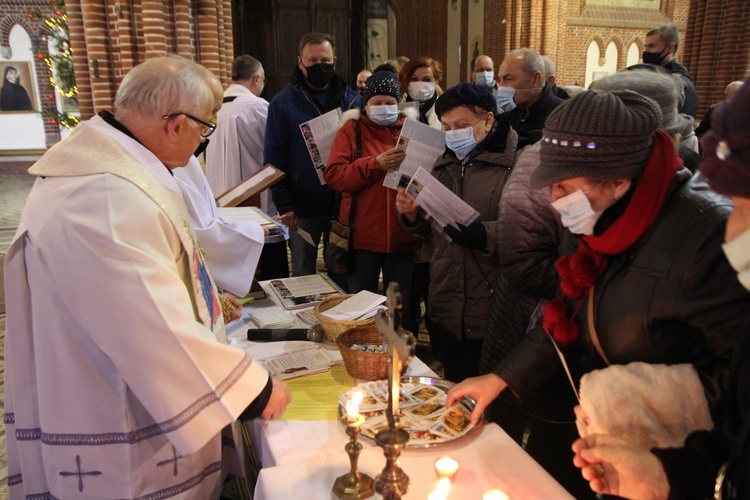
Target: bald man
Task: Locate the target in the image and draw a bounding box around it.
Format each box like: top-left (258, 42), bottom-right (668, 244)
top-left (471, 55), bottom-right (500, 96)
top-left (695, 80), bottom-right (745, 139)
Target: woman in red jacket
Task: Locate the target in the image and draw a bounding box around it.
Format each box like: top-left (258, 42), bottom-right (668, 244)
top-left (324, 70), bottom-right (422, 329)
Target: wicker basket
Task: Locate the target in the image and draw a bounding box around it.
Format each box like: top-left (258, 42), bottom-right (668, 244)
top-left (314, 294), bottom-right (376, 343)
top-left (336, 325), bottom-right (413, 381)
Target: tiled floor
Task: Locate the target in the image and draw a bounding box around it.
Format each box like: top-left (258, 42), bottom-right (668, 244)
top-left (0, 169), bottom-right (35, 500)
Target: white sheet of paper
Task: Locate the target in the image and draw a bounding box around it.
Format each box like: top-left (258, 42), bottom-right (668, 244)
top-left (405, 166), bottom-right (480, 229)
top-left (299, 108), bottom-right (343, 185)
top-left (296, 226), bottom-right (316, 247)
top-left (384, 118), bottom-right (445, 189)
top-left (321, 290), bottom-right (386, 321)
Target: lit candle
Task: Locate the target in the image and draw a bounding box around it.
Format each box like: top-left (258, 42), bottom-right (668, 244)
top-left (345, 390), bottom-right (363, 423)
top-left (427, 477), bottom-right (451, 500)
top-left (483, 489), bottom-right (509, 500)
top-left (434, 456), bottom-right (459, 482)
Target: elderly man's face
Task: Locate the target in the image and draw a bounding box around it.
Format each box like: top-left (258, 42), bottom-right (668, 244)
top-left (497, 57), bottom-right (540, 107)
top-left (357, 70), bottom-right (371, 89)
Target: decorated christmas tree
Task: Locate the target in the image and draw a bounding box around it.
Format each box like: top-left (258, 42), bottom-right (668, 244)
top-left (30, 0), bottom-right (79, 129)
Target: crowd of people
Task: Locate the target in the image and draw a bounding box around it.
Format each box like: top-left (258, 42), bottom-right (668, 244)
top-left (5, 21), bottom-right (749, 499)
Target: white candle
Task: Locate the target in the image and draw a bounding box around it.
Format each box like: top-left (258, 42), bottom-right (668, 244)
top-left (434, 456), bottom-right (459, 482)
top-left (483, 489), bottom-right (509, 500)
top-left (345, 390), bottom-right (363, 423)
top-left (427, 477), bottom-right (451, 500)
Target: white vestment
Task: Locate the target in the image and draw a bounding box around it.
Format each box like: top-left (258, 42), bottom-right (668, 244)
top-left (4, 116), bottom-right (269, 499)
top-left (205, 85), bottom-right (275, 214)
top-left (174, 157), bottom-right (265, 296)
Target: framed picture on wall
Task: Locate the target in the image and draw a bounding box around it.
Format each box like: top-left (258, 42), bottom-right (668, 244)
top-left (0, 61), bottom-right (37, 113)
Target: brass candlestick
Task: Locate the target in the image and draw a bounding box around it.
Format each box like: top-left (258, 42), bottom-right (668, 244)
top-left (374, 427), bottom-right (410, 499)
top-left (332, 415), bottom-right (375, 499)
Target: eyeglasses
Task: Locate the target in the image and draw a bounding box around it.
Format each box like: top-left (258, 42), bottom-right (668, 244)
top-left (162, 112), bottom-right (217, 138)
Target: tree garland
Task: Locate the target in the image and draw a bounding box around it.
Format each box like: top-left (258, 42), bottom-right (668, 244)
top-left (29, 0), bottom-right (79, 129)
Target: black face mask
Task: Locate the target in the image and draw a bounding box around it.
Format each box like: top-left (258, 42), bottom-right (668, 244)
top-left (194, 138), bottom-right (209, 158)
top-left (642, 47), bottom-right (669, 66)
top-left (304, 63), bottom-right (335, 89)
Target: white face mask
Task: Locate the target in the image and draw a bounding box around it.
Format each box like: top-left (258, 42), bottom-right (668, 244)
top-left (407, 81), bottom-right (436, 102)
top-left (475, 71), bottom-right (495, 88)
top-left (722, 227), bottom-right (750, 291)
top-left (552, 189), bottom-right (602, 235)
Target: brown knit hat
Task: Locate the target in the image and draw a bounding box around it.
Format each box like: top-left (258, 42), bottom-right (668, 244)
top-left (531, 89), bottom-right (662, 188)
top-left (700, 77), bottom-right (750, 198)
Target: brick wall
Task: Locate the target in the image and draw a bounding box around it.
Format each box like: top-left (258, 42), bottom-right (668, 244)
top-left (61, 0), bottom-right (232, 119)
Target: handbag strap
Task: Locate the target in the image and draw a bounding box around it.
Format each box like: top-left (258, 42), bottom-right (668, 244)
top-left (587, 287), bottom-right (612, 366)
top-left (333, 120), bottom-right (362, 225)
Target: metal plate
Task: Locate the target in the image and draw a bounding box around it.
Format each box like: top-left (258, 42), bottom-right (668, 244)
top-left (340, 376), bottom-right (485, 449)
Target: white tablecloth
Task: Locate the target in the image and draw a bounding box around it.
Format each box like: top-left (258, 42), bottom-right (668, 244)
top-left (225, 281), bottom-right (572, 499)
top-left (253, 423), bottom-right (573, 499)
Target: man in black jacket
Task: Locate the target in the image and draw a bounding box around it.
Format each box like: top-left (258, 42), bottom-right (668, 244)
top-left (496, 48), bottom-right (563, 150)
top-left (643, 24), bottom-right (698, 118)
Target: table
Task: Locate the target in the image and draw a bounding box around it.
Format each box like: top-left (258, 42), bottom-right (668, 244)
top-left (225, 281), bottom-right (573, 499)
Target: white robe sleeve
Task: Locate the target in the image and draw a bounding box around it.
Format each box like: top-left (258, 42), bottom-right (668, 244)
top-left (174, 158), bottom-right (265, 296)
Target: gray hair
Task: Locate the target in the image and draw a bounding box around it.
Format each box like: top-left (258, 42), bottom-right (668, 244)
top-left (590, 69), bottom-right (687, 137)
top-left (114, 56), bottom-right (217, 120)
top-left (507, 48), bottom-right (545, 80)
top-left (232, 55), bottom-right (263, 81)
top-left (541, 55), bottom-right (555, 80)
top-left (647, 24), bottom-right (680, 52)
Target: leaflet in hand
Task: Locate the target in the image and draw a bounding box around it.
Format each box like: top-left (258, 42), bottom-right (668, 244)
top-left (321, 290), bottom-right (386, 321)
top-left (405, 166), bottom-right (480, 230)
top-left (384, 117), bottom-right (445, 189)
top-left (299, 108), bottom-right (343, 185)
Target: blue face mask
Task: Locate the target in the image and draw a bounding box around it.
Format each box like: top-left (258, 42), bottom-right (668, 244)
top-left (475, 71), bottom-right (495, 88)
top-left (445, 120), bottom-right (483, 158)
top-left (495, 86), bottom-right (517, 113)
top-left (368, 104), bottom-right (399, 126)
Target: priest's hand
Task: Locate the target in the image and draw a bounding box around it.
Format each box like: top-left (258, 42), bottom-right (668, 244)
top-left (395, 188), bottom-right (419, 223)
top-left (278, 211), bottom-right (297, 231)
top-left (376, 147), bottom-right (406, 171)
top-left (572, 434), bottom-right (670, 499)
top-left (261, 379), bottom-right (292, 420)
top-left (445, 373), bottom-right (506, 424)
top-left (221, 292), bottom-right (243, 323)
top-left (443, 222), bottom-right (487, 250)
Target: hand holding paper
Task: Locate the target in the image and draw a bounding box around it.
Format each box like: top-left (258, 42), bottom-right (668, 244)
top-left (396, 187), bottom-right (419, 223)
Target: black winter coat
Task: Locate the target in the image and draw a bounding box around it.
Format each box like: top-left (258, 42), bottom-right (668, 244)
top-left (493, 169), bottom-right (750, 426)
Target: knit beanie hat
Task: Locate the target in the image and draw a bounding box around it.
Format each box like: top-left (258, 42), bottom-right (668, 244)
top-left (531, 89), bottom-right (662, 188)
top-left (435, 82), bottom-right (498, 118)
top-left (700, 78), bottom-right (750, 198)
top-left (362, 70), bottom-right (401, 105)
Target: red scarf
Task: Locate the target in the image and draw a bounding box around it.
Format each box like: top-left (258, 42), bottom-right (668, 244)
top-left (543, 131), bottom-right (683, 345)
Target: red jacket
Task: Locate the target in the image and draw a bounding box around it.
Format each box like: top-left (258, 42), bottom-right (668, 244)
top-left (324, 114), bottom-right (422, 253)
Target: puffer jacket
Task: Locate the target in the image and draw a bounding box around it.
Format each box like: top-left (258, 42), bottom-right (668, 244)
top-left (411, 116), bottom-right (518, 341)
top-left (481, 142), bottom-right (562, 373)
top-left (324, 112), bottom-right (421, 253)
top-left (494, 169), bottom-right (750, 426)
top-left (265, 67), bottom-right (361, 217)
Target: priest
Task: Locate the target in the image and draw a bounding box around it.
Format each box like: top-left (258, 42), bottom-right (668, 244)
top-left (4, 56), bottom-right (291, 499)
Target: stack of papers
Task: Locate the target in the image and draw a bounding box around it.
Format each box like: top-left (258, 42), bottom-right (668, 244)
top-left (258, 344), bottom-right (342, 381)
top-left (321, 290), bottom-right (386, 321)
top-left (249, 306), bottom-right (295, 329)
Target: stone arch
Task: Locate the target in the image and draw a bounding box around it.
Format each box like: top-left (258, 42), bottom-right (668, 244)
top-left (624, 36), bottom-right (644, 68)
top-left (0, 14), bottom-right (40, 59)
